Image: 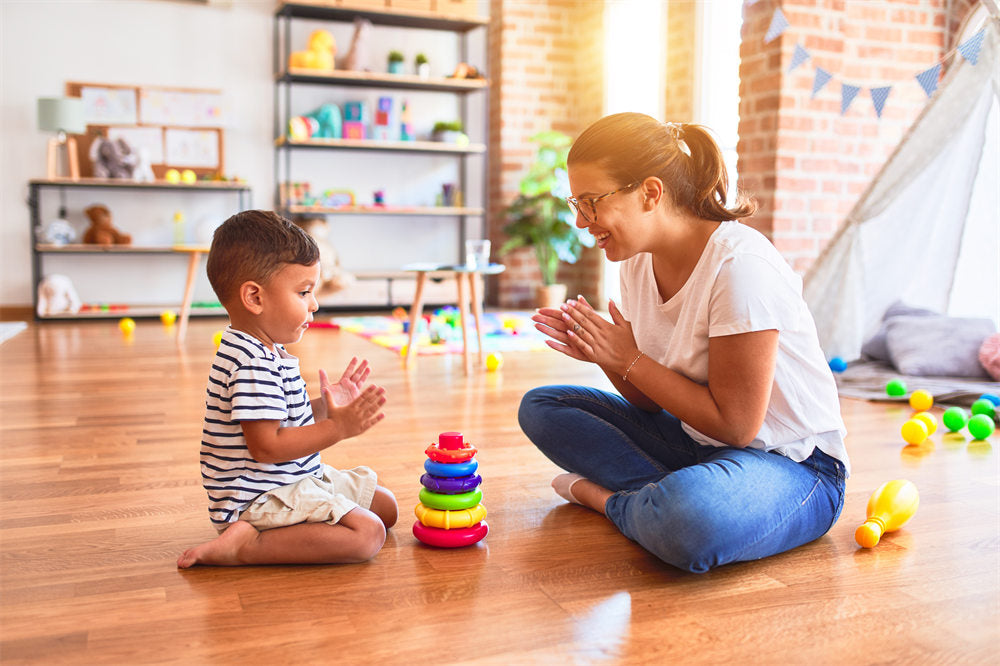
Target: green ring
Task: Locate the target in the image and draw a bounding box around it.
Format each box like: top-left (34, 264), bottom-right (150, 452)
top-left (418, 487), bottom-right (483, 511)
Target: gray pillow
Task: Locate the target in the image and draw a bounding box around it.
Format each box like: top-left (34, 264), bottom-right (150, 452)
top-left (885, 315), bottom-right (995, 378)
top-left (861, 301), bottom-right (938, 361)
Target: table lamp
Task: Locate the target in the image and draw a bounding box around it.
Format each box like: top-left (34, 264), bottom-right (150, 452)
top-left (37, 97), bottom-right (85, 180)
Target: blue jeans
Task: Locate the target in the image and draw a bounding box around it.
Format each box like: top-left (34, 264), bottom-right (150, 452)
top-left (518, 385), bottom-right (846, 573)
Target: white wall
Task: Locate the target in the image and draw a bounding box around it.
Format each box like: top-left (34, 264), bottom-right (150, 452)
top-left (0, 0), bottom-right (275, 307)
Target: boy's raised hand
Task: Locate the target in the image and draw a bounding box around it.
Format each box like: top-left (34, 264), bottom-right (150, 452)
top-left (322, 383), bottom-right (386, 441)
top-left (318, 357), bottom-right (372, 407)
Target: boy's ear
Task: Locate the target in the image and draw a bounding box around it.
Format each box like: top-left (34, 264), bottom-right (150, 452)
top-left (239, 281), bottom-right (264, 315)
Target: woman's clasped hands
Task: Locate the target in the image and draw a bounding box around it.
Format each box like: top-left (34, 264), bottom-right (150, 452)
top-left (532, 295), bottom-right (641, 376)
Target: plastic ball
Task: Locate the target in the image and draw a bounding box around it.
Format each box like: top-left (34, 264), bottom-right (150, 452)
top-left (971, 399), bottom-right (996, 420)
top-left (886, 379), bottom-right (907, 397)
top-left (118, 317), bottom-right (135, 334)
top-left (160, 310), bottom-right (177, 326)
top-left (967, 414), bottom-right (995, 440)
top-left (486, 352), bottom-right (503, 372)
top-left (181, 169), bottom-right (197, 184)
top-left (164, 168), bottom-right (181, 184)
top-left (909, 389), bottom-right (933, 412)
top-left (912, 411), bottom-right (937, 435)
top-left (942, 406), bottom-right (969, 432)
top-left (828, 357), bottom-right (847, 373)
top-left (212, 330), bottom-right (223, 348)
top-left (400, 344), bottom-right (408, 357)
top-left (900, 418), bottom-right (928, 445)
top-left (979, 393), bottom-right (1000, 407)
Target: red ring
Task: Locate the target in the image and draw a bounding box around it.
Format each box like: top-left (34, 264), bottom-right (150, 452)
top-left (413, 521), bottom-right (488, 548)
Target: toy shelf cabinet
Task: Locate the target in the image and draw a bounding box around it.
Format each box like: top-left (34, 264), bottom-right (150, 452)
top-left (274, 1), bottom-right (490, 308)
top-left (29, 178), bottom-right (251, 320)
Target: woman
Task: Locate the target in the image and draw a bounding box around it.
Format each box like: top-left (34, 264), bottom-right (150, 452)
top-left (519, 113), bottom-right (849, 573)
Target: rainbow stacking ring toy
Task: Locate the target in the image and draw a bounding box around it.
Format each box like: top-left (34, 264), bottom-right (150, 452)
top-left (413, 431), bottom-right (488, 548)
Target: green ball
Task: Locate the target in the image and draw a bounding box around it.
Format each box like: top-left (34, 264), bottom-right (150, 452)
top-left (942, 406), bottom-right (969, 432)
top-left (967, 414), bottom-right (995, 440)
top-left (886, 379), bottom-right (907, 397)
top-left (971, 398), bottom-right (996, 420)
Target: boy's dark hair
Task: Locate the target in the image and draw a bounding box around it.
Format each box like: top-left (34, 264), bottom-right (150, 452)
top-left (206, 210), bottom-right (319, 305)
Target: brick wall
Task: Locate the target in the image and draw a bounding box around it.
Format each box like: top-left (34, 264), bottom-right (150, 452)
top-left (488, 0), bottom-right (604, 308)
top-left (664, 1), bottom-right (697, 123)
top-left (737, 0), bottom-right (978, 273)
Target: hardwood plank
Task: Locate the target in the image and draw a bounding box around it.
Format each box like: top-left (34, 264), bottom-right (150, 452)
top-left (0, 317), bottom-right (997, 663)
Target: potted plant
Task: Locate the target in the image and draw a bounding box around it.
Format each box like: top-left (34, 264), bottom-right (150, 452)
top-left (387, 50), bottom-right (404, 74)
top-left (431, 120), bottom-right (467, 145)
top-left (415, 53), bottom-right (430, 79)
top-left (500, 130), bottom-right (594, 308)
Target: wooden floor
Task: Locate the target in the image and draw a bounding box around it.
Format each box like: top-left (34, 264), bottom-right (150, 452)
top-left (1, 315), bottom-right (997, 664)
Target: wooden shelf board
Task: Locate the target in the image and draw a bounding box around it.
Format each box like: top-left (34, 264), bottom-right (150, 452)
top-left (35, 244), bottom-right (188, 254)
top-left (281, 68), bottom-right (487, 92)
top-left (277, 2), bottom-right (489, 31)
top-left (30, 177), bottom-right (250, 191)
top-left (284, 205), bottom-right (483, 216)
top-left (275, 136), bottom-right (485, 154)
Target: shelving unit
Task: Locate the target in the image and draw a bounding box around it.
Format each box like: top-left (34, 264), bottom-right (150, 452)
top-left (29, 178), bottom-right (251, 320)
top-left (274, 1), bottom-right (490, 309)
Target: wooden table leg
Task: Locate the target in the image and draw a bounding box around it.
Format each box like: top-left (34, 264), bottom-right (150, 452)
top-left (177, 250), bottom-right (203, 346)
top-left (468, 272), bottom-right (485, 367)
top-left (455, 272), bottom-right (471, 375)
top-left (405, 272), bottom-right (427, 368)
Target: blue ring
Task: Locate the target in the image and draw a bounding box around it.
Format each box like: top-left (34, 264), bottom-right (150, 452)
top-left (424, 458), bottom-right (478, 477)
top-left (421, 473), bottom-right (482, 494)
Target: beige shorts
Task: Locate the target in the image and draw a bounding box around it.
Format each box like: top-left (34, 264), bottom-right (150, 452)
top-left (233, 464), bottom-right (377, 532)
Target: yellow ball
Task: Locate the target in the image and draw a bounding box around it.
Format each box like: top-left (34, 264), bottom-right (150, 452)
top-left (160, 310), bottom-right (177, 326)
top-left (118, 317), bottom-right (135, 334)
top-left (486, 352), bottom-right (504, 371)
top-left (164, 168), bottom-right (181, 184)
top-left (901, 418), bottom-right (929, 445)
top-left (399, 344), bottom-right (408, 357)
top-left (181, 169), bottom-right (197, 184)
top-left (212, 330), bottom-right (223, 348)
top-left (909, 389), bottom-right (933, 412)
top-left (912, 411), bottom-right (937, 435)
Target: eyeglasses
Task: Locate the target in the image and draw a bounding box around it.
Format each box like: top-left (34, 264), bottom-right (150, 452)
top-left (566, 182), bottom-right (640, 224)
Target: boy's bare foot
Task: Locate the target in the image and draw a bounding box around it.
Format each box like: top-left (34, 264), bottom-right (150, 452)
top-left (176, 521), bottom-right (259, 568)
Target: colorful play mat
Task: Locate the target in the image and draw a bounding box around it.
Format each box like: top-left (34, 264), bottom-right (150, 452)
top-left (328, 309), bottom-right (550, 356)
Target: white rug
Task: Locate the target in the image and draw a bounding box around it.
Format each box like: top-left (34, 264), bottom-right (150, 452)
top-left (0, 322), bottom-right (27, 345)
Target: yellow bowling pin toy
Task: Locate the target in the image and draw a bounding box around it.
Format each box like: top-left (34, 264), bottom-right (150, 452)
top-left (855, 479), bottom-right (919, 548)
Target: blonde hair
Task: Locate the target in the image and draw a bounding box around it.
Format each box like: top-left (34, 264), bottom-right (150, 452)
top-left (568, 112), bottom-right (756, 221)
top-left (206, 210), bottom-right (319, 305)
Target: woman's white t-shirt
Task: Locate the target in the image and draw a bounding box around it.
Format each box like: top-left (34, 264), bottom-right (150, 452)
top-left (619, 221), bottom-right (850, 474)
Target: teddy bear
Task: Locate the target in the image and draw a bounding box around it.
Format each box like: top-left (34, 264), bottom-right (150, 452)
top-left (82, 204), bottom-right (132, 245)
top-left (294, 217), bottom-right (353, 296)
top-left (289, 29), bottom-right (336, 71)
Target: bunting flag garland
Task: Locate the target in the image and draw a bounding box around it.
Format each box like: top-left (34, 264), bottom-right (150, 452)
top-left (811, 68), bottom-right (833, 98)
top-left (870, 86), bottom-right (892, 118)
top-left (762, 3), bottom-right (987, 120)
top-left (840, 84), bottom-right (861, 116)
top-left (915, 64), bottom-right (942, 98)
top-left (765, 8), bottom-right (789, 44)
top-left (957, 28), bottom-right (986, 65)
top-left (788, 44), bottom-right (811, 73)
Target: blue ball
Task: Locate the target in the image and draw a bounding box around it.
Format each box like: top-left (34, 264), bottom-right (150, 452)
top-left (829, 357), bottom-right (847, 373)
top-left (979, 393), bottom-right (1000, 407)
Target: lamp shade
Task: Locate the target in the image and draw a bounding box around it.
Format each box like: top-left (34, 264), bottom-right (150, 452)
top-left (37, 97), bottom-right (86, 134)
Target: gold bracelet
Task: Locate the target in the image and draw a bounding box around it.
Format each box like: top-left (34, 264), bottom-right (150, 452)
top-left (622, 351), bottom-right (644, 382)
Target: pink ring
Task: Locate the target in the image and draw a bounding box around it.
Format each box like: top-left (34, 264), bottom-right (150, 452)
top-left (412, 521), bottom-right (488, 548)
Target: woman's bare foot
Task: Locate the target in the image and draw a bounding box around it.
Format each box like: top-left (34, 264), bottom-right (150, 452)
top-left (176, 520), bottom-right (259, 568)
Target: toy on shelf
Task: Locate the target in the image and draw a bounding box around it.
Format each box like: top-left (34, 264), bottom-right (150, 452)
top-left (373, 97), bottom-right (393, 140)
top-left (413, 431), bottom-right (488, 548)
top-left (338, 18), bottom-right (371, 71)
top-left (387, 50), bottom-right (404, 75)
top-left (343, 101), bottom-right (368, 139)
top-left (36, 274), bottom-right (81, 317)
top-left (293, 217), bottom-right (353, 296)
top-left (89, 136), bottom-right (139, 180)
top-left (855, 479), bottom-right (919, 548)
top-left (449, 62), bottom-right (484, 79)
top-left (289, 103), bottom-right (343, 141)
top-left (289, 29), bottom-right (336, 71)
top-left (82, 204), bottom-right (131, 245)
top-left (400, 100), bottom-right (414, 141)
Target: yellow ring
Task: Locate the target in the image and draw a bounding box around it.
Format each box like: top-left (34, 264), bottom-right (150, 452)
top-left (414, 503), bottom-right (487, 529)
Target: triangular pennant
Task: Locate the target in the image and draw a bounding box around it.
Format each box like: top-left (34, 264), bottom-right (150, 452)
top-left (764, 8), bottom-right (789, 44)
top-left (788, 44), bottom-right (811, 72)
top-left (841, 83), bottom-right (861, 115)
top-left (915, 63), bottom-right (942, 98)
top-left (870, 86), bottom-right (892, 118)
top-left (957, 28), bottom-right (985, 65)
top-left (811, 68), bottom-right (833, 98)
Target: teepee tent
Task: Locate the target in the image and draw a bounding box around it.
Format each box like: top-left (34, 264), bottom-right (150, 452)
top-left (803, 15), bottom-right (1000, 361)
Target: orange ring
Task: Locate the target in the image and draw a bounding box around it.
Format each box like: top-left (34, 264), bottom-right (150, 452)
top-left (425, 443), bottom-right (477, 463)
